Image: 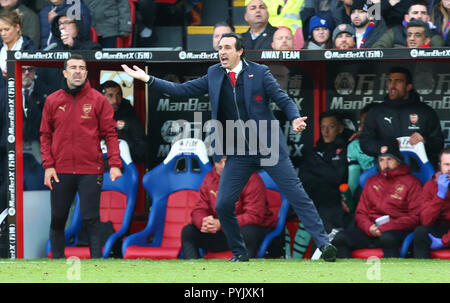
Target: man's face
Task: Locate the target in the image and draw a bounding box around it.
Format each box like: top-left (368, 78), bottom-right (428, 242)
top-left (271, 27), bottom-right (294, 50)
top-left (0, 0), bottom-right (17, 8)
top-left (213, 26), bottom-right (233, 51)
top-left (103, 86), bottom-right (122, 112)
top-left (388, 72), bottom-right (412, 101)
top-left (50, 0), bottom-right (65, 4)
top-left (63, 58), bottom-right (88, 89)
top-left (214, 158), bottom-right (227, 176)
top-left (22, 66), bottom-right (36, 88)
top-left (244, 0), bottom-right (269, 27)
top-left (334, 33), bottom-right (356, 49)
top-left (58, 16), bottom-right (78, 38)
top-left (320, 116), bottom-right (344, 143)
top-left (218, 36), bottom-right (243, 70)
top-left (351, 9), bottom-right (370, 28)
top-left (440, 153), bottom-right (450, 174)
top-left (406, 5), bottom-right (430, 22)
top-left (406, 26), bottom-right (430, 48)
top-left (378, 156), bottom-right (400, 171)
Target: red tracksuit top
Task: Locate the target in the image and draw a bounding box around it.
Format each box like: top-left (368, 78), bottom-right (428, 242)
top-left (356, 163), bottom-right (422, 236)
top-left (40, 80), bottom-right (122, 174)
top-left (419, 172), bottom-right (450, 246)
top-left (190, 169), bottom-right (276, 230)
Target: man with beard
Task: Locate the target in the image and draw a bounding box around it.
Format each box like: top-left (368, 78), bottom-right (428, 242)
top-left (350, 0), bottom-right (387, 48)
top-left (331, 139), bottom-right (422, 258)
top-left (332, 24), bottom-right (356, 49)
top-left (359, 66), bottom-right (444, 168)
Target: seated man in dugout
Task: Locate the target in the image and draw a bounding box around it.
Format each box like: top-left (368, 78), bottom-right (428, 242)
top-left (181, 156), bottom-right (281, 259)
top-left (331, 139), bottom-right (422, 258)
top-left (413, 147), bottom-right (450, 258)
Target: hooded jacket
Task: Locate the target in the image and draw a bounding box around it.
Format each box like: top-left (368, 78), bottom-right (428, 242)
top-left (355, 163), bottom-right (422, 236)
top-left (40, 80), bottom-right (122, 174)
top-left (419, 171), bottom-right (450, 246)
top-left (190, 169), bottom-right (276, 230)
top-left (359, 89), bottom-right (444, 166)
top-left (45, 11), bottom-right (101, 51)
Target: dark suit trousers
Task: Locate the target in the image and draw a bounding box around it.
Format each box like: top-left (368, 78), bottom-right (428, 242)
top-left (216, 155), bottom-right (330, 256)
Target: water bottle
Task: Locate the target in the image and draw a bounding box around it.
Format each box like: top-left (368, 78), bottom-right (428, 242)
top-left (339, 183), bottom-right (356, 213)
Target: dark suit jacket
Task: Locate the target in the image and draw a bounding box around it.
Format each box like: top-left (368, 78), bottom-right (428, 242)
top-left (241, 23), bottom-right (278, 50)
top-left (148, 60), bottom-right (301, 160)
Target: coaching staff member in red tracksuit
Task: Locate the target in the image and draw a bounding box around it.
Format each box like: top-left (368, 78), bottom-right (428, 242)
top-left (40, 54), bottom-right (122, 259)
top-left (122, 32), bottom-right (336, 262)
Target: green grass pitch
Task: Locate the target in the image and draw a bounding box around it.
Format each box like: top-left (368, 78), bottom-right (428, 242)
top-left (0, 258), bottom-right (449, 283)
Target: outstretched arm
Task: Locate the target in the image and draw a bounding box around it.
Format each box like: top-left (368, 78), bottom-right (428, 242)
top-left (121, 64), bottom-right (150, 83)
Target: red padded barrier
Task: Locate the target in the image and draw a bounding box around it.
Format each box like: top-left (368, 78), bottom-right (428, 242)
top-left (48, 247), bottom-right (105, 259)
top-left (430, 249), bottom-right (450, 259)
top-left (351, 248), bottom-right (384, 259)
top-left (203, 251), bottom-right (234, 259)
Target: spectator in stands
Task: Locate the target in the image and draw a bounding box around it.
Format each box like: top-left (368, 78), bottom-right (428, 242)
top-left (21, 0), bottom-right (48, 13)
top-left (299, 111), bottom-right (350, 233)
top-left (39, 0), bottom-right (91, 50)
top-left (83, 0), bottom-right (131, 48)
top-left (332, 0), bottom-right (353, 26)
top-left (0, 0), bottom-right (40, 48)
top-left (350, 0), bottom-right (387, 48)
top-left (242, 0), bottom-right (278, 49)
top-left (186, 0), bottom-right (203, 26)
top-left (332, 138), bottom-right (422, 258)
top-left (332, 23), bottom-right (356, 49)
top-left (181, 156), bottom-right (277, 259)
top-left (0, 9), bottom-right (35, 78)
top-left (431, 0), bottom-right (450, 46)
top-left (44, 9), bottom-right (101, 51)
top-left (99, 80), bottom-right (147, 163)
top-left (271, 26), bottom-right (295, 50)
top-left (212, 22), bottom-right (234, 51)
top-left (373, 0), bottom-right (444, 48)
top-left (346, 103), bottom-right (376, 197)
top-left (413, 147), bottom-right (450, 258)
top-left (359, 66), bottom-right (444, 169)
top-left (406, 18), bottom-right (432, 47)
top-left (304, 15), bottom-right (333, 49)
top-left (258, 0), bottom-right (305, 49)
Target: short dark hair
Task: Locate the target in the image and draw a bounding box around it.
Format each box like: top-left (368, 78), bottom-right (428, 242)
top-left (64, 53), bottom-right (86, 70)
top-left (408, 0), bottom-right (428, 13)
top-left (319, 110), bottom-right (344, 125)
top-left (388, 66), bottom-right (413, 84)
top-left (407, 18), bottom-right (431, 37)
top-left (99, 80), bottom-right (122, 95)
top-left (214, 21), bottom-right (235, 32)
top-left (220, 32), bottom-right (245, 58)
top-left (439, 146), bottom-right (450, 161)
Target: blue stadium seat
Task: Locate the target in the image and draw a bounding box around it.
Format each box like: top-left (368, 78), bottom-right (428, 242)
top-left (122, 138), bottom-right (212, 259)
top-left (46, 140), bottom-right (139, 258)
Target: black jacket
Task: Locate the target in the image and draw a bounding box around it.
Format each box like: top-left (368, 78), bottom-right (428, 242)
top-left (242, 23), bottom-right (278, 50)
top-left (299, 135), bottom-right (349, 231)
top-left (359, 90), bottom-right (444, 166)
top-left (114, 99), bottom-right (147, 163)
top-left (359, 18), bottom-right (387, 49)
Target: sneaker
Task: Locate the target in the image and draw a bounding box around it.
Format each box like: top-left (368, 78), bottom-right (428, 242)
top-left (320, 244), bottom-right (337, 262)
top-left (229, 254), bottom-right (250, 262)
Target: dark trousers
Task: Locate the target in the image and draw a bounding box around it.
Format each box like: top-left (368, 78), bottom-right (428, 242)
top-left (181, 224), bottom-right (271, 258)
top-left (413, 225), bottom-right (450, 258)
top-left (215, 156), bottom-right (329, 257)
top-left (332, 227), bottom-right (409, 258)
top-left (49, 174), bottom-right (103, 258)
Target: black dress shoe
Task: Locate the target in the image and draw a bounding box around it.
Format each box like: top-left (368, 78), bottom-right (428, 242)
top-left (320, 244), bottom-right (337, 262)
top-left (229, 254), bottom-right (250, 262)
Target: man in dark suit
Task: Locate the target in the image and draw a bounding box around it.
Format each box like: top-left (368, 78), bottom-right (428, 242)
top-left (121, 33), bottom-right (337, 262)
